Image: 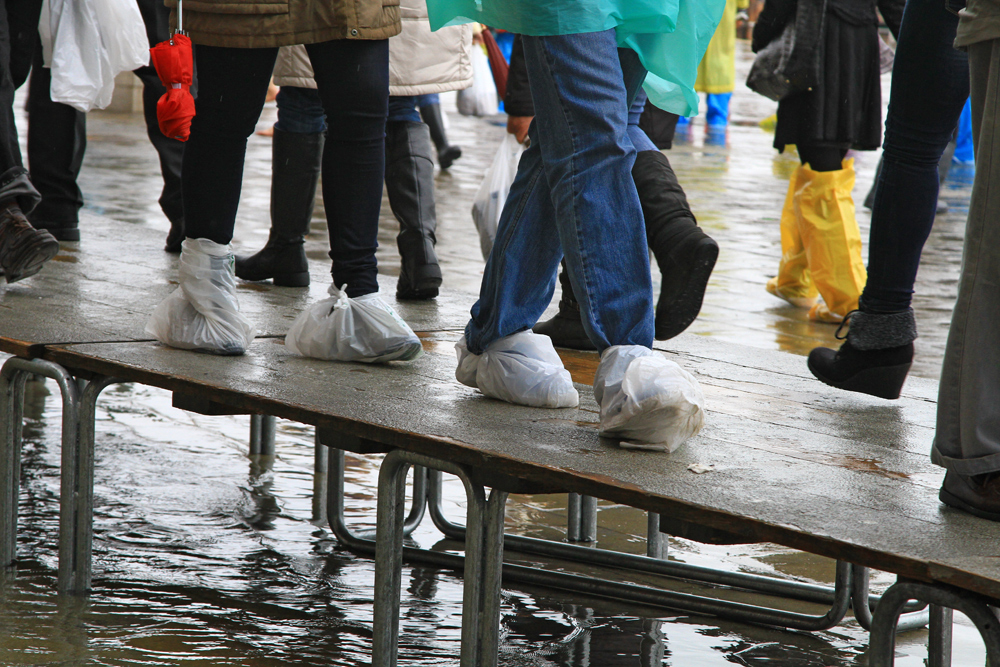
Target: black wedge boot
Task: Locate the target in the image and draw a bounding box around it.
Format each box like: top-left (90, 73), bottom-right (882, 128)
top-left (633, 150), bottom-right (719, 341)
top-left (532, 265), bottom-right (597, 351)
top-left (807, 308), bottom-right (916, 400)
top-left (386, 120), bottom-right (442, 300)
top-left (419, 103), bottom-right (462, 170)
top-left (235, 128), bottom-right (324, 287)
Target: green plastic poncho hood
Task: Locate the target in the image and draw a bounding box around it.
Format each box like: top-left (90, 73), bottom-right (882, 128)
top-left (426, 0), bottom-right (726, 117)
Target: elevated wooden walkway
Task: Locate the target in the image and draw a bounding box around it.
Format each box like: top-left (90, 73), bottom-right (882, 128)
top-left (1, 212), bottom-right (995, 667)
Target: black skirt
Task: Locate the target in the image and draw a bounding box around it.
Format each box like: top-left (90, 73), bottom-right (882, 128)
top-left (774, 10), bottom-right (883, 152)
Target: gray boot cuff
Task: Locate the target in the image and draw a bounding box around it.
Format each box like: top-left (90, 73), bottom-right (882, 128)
top-left (847, 309), bottom-right (918, 351)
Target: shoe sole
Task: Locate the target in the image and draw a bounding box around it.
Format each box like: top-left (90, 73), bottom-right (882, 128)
top-left (939, 486), bottom-right (1000, 522)
top-left (4, 234), bottom-right (60, 283)
top-left (235, 269), bottom-right (310, 287)
top-left (655, 238), bottom-right (719, 341)
top-left (807, 358), bottom-right (911, 400)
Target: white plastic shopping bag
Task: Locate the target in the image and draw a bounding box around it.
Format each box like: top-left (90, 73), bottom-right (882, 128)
top-left (457, 44), bottom-right (498, 117)
top-left (146, 239), bottom-right (256, 355)
top-left (286, 285), bottom-right (423, 363)
top-left (45, 0), bottom-right (149, 113)
top-left (456, 331), bottom-right (579, 408)
top-left (471, 133), bottom-right (525, 260)
top-left (594, 346), bottom-right (704, 451)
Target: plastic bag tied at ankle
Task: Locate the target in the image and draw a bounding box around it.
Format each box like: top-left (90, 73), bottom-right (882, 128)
top-left (285, 285), bottom-right (423, 363)
top-left (146, 238), bottom-right (256, 355)
top-left (456, 331), bottom-right (579, 408)
top-left (594, 345), bottom-right (704, 451)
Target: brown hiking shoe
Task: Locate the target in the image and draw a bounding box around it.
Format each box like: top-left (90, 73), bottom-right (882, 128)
top-left (0, 205), bottom-right (60, 283)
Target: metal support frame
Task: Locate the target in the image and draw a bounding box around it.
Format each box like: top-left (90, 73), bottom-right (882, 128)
top-left (869, 579), bottom-right (1000, 667)
top-left (249, 414), bottom-right (277, 456)
top-left (312, 431), bottom-right (328, 523)
top-left (372, 449), bottom-right (507, 667)
top-left (850, 563), bottom-right (929, 633)
top-left (646, 512), bottom-right (666, 560)
top-left (567, 493), bottom-right (597, 542)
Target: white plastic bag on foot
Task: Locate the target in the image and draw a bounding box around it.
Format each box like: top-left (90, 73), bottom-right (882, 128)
top-left (146, 238), bottom-right (256, 355)
top-left (286, 285), bottom-right (422, 363)
top-left (594, 345), bottom-right (704, 451)
top-left (455, 331), bottom-right (579, 408)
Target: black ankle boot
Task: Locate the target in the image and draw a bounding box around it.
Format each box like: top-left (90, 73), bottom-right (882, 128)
top-left (386, 120), bottom-right (442, 300)
top-left (807, 309), bottom-right (916, 400)
top-left (419, 103), bottom-right (462, 169)
top-left (633, 150), bottom-right (718, 341)
top-left (164, 217), bottom-right (185, 253)
top-left (532, 267), bottom-right (596, 351)
top-left (235, 128), bottom-right (323, 287)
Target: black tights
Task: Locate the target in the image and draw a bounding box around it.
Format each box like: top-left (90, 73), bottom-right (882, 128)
top-left (797, 145), bottom-right (848, 172)
top-left (182, 40), bottom-right (389, 297)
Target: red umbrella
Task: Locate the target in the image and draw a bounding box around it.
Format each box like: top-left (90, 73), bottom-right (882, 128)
top-left (150, 31), bottom-right (195, 142)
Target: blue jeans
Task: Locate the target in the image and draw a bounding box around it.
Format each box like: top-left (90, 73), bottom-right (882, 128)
top-left (628, 89), bottom-right (657, 153)
top-left (275, 86), bottom-right (327, 134)
top-left (416, 93), bottom-right (439, 108)
top-left (466, 30), bottom-right (653, 354)
top-left (861, 0), bottom-right (969, 313)
top-left (387, 96), bottom-right (421, 123)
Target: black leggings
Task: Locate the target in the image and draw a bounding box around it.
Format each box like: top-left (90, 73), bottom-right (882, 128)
top-left (797, 145), bottom-right (848, 172)
top-left (182, 40), bottom-right (389, 297)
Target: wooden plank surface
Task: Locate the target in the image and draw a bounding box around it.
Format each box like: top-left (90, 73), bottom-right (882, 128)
top-left (41, 333), bottom-right (1000, 601)
top-left (0, 210), bottom-right (471, 357)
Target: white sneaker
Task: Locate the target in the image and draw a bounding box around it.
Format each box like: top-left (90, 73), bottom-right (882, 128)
top-left (285, 285), bottom-right (423, 363)
top-left (594, 345), bottom-right (704, 451)
top-left (146, 238), bottom-right (256, 355)
top-left (455, 331), bottom-right (579, 408)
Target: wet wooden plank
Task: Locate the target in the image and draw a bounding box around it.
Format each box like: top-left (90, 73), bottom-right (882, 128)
top-left (41, 337), bottom-right (1000, 601)
top-left (0, 210), bottom-right (470, 357)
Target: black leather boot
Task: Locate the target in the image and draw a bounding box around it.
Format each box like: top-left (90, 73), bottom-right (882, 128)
top-left (633, 150), bottom-right (719, 341)
top-left (807, 308), bottom-right (916, 400)
top-left (235, 128), bottom-right (323, 287)
top-left (164, 217), bottom-right (185, 253)
top-left (419, 103), bottom-right (462, 169)
top-left (386, 121), bottom-right (442, 300)
top-left (532, 266), bottom-right (596, 351)
top-left (0, 204), bottom-right (60, 283)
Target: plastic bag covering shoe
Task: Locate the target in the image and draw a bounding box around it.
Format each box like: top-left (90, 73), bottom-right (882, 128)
top-left (594, 346), bottom-right (704, 452)
top-left (768, 165), bottom-right (818, 308)
top-left (455, 331), bottom-right (579, 408)
top-left (285, 285), bottom-right (423, 363)
top-left (472, 133), bottom-right (525, 260)
top-left (146, 238), bottom-right (256, 355)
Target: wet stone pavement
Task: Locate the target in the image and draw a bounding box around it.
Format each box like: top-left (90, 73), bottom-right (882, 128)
top-left (0, 41), bottom-right (983, 666)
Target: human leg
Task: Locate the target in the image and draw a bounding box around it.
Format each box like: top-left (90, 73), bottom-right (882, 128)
top-left (418, 93), bottom-right (462, 169)
top-left (386, 95), bottom-right (442, 299)
top-left (235, 86), bottom-right (325, 286)
top-left (931, 38), bottom-right (1000, 517)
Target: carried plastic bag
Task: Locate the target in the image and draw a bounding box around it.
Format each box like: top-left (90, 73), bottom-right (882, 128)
top-left (456, 331), bottom-right (579, 408)
top-left (594, 346), bottom-right (704, 451)
top-left (471, 133), bottom-right (525, 260)
top-left (45, 0), bottom-right (150, 113)
top-left (457, 44), bottom-right (498, 117)
top-left (286, 285), bottom-right (423, 363)
top-left (146, 238), bottom-right (256, 355)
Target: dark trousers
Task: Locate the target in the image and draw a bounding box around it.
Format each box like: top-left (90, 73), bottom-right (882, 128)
top-left (183, 40), bottom-right (389, 297)
top-left (25, 0), bottom-right (184, 226)
top-left (0, 0), bottom-right (41, 211)
top-left (861, 0), bottom-right (970, 313)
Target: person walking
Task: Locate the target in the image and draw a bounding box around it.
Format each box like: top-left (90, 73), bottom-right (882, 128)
top-left (147, 0), bottom-right (421, 362)
top-left (759, 0), bottom-right (904, 324)
top-left (806, 0), bottom-right (970, 399)
top-left (235, 4), bottom-right (473, 300)
top-left (0, 0), bottom-right (59, 284)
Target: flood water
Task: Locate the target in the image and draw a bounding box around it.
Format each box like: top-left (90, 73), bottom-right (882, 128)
top-left (1, 41), bottom-right (986, 665)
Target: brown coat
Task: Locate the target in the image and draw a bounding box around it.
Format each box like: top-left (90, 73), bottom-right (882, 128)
top-left (166, 0), bottom-right (401, 48)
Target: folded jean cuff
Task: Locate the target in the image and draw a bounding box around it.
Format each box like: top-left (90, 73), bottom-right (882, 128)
top-left (0, 167), bottom-right (41, 215)
top-left (848, 308), bottom-right (917, 350)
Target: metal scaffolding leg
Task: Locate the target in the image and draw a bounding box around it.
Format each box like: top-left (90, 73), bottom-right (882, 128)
top-left (869, 580), bottom-right (1000, 667)
top-left (59, 375), bottom-right (120, 594)
top-left (646, 513), bottom-right (666, 560)
top-left (249, 414), bottom-right (277, 456)
top-left (1, 358), bottom-right (81, 571)
top-left (312, 431), bottom-right (328, 524)
top-left (371, 449), bottom-right (506, 667)
top-left (567, 493), bottom-right (597, 542)
top-left (850, 564), bottom-right (929, 633)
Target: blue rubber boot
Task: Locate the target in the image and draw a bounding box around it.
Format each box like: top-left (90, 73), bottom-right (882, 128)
top-left (954, 97), bottom-right (975, 164)
top-left (705, 92), bottom-right (732, 127)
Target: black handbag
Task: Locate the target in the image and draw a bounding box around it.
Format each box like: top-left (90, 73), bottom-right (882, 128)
top-left (746, 0), bottom-right (828, 101)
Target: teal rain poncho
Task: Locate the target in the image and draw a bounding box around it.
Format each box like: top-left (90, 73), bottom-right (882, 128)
top-left (426, 0), bottom-right (726, 117)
